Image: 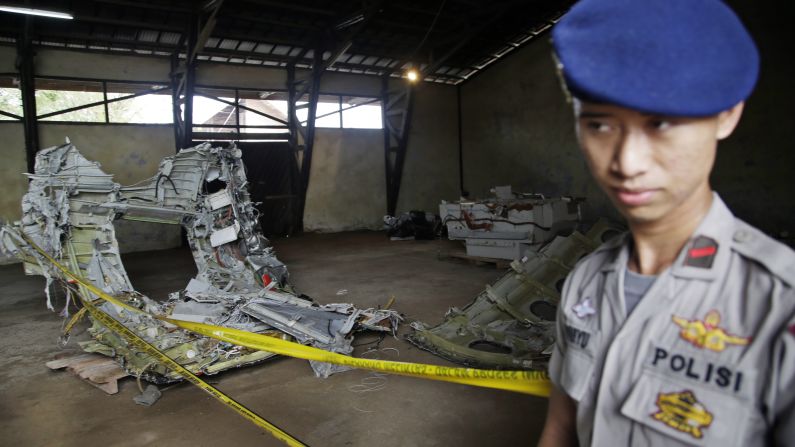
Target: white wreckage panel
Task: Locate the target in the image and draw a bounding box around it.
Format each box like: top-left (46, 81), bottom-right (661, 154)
top-left (1, 141), bottom-right (401, 382)
top-left (439, 186), bottom-right (585, 260)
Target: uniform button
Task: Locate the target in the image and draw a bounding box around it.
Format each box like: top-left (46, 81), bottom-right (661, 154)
top-left (733, 230), bottom-right (752, 243)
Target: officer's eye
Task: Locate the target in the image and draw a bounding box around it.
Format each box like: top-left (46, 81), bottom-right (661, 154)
top-left (649, 118), bottom-right (673, 131)
top-left (584, 121), bottom-right (612, 133)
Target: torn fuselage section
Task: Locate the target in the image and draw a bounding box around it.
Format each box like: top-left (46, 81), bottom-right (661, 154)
top-left (408, 220), bottom-right (619, 370)
top-left (112, 143), bottom-right (288, 290)
top-left (1, 141), bottom-right (400, 382)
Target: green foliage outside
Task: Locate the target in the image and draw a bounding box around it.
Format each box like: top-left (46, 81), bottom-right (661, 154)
top-left (36, 89), bottom-right (106, 121)
top-left (0, 88), bottom-right (23, 120)
top-left (0, 86), bottom-right (169, 123)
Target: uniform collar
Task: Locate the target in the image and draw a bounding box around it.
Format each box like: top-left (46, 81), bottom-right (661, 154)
top-left (599, 193), bottom-right (734, 281)
top-left (599, 232), bottom-right (630, 273)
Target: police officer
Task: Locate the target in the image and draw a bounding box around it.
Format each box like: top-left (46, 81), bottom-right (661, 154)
top-left (538, 0), bottom-right (795, 446)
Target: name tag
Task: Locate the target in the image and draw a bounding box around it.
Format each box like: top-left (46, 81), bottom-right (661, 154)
top-left (564, 324), bottom-right (591, 349)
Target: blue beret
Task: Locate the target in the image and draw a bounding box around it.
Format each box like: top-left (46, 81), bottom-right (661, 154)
top-left (552, 0), bottom-right (759, 117)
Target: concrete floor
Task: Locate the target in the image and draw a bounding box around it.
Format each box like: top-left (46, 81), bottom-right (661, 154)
top-left (0, 231), bottom-right (549, 446)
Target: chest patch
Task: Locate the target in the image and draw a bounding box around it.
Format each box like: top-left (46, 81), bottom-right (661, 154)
top-left (572, 296), bottom-right (596, 319)
top-left (652, 390), bottom-right (713, 439)
top-left (672, 310), bottom-right (750, 352)
top-left (683, 235), bottom-right (718, 269)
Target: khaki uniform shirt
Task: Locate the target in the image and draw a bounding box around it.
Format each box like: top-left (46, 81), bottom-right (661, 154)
top-left (549, 195), bottom-right (795, 446)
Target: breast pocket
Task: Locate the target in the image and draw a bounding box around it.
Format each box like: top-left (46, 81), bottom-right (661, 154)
top-left (558, 317), bottom-right (600, 402)
top-left (559, 348), bottom-right (595, 401)
top-left (620, 368), bottom-right (763, 446)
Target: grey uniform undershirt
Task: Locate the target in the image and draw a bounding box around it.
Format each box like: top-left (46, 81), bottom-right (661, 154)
top-left (624, 268), bottom-right (656, 315)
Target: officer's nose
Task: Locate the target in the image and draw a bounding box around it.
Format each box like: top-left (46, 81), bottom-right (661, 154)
top-left (610, 129), bottom-right (652, 179)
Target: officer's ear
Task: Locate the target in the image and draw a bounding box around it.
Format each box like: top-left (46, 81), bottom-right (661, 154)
top-left (716, 102), bottom-right (745, 140)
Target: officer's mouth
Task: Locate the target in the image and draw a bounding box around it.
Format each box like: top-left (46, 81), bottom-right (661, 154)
top-left (613, 188), bottom-right (658, 206)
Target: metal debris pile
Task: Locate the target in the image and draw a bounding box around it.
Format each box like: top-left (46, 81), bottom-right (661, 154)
top-left (1, 141), bottom-right (401, 383)
top-left (440, 185), bottom-right (585, 260)
top-left (408, 220), bottom-right (618, 370)
top-left (383, 210), bottom-right (441, 240)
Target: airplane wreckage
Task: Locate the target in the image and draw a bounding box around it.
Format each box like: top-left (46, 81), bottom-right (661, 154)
top-left (0, 141), bottom-right (401, 382)
top-left (409, 220), bottom-right (618, 370)
top-left (1, 140), bottom-right (619, 395)
top-left (410, 187), bottom-right (619, 370)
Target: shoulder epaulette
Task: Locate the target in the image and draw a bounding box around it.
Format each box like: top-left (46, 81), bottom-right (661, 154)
top-left (731, 219), bottom-right (795, 287)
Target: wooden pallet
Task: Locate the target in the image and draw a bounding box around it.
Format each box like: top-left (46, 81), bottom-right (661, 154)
top-left (46, 352), bottom-right (129, 394)
top-left (442, 250), bottom-right (512, 269)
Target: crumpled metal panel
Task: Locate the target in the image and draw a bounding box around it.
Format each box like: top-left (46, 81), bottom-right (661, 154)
top-left (1, 141), bottom-right (401, 382)
top-left (408, 220), bottom-right (619, 370)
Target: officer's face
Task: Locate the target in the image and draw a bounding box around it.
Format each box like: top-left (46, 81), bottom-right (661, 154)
top-left (574, 100), bottom-right (743, 225)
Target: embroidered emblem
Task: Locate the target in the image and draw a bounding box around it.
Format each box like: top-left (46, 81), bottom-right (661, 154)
top-left (572, 297), bottom-right (596, 319)
top-left (672, 310), bottom-right (750, 352)
top-left (683, 235), bottom-right (719, 269)
top-left (652, 390), bottom-right (713, 439)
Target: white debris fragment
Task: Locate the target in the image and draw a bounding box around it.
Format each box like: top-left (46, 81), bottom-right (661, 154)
top-left (207, 190), bottom-right (233, 210)
top-left (210, 221), bottom-right (240, 247)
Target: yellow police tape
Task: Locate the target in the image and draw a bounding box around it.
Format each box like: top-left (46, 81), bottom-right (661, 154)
top-left (19, 233), bottom-right (551, 442)
top-left (62, 306), bottom-right (87, 335)
top-left (169, 317), bottom-right (551, 393)
top-left (80, 296), bottom-right (306, 447)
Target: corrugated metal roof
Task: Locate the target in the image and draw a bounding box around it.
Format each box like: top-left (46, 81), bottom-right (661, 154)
top-left (0, 0), bottom-right (573, 85)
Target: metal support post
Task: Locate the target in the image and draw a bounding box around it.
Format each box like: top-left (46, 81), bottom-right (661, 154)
top-left (457, 84), bottom-right (466, 197)
top-left (299, 49), bottom-right (323, 204)
top-left (285, 63), bottom-right (303, 232)
top-left (286, 64), bottom-right (298, 149)
top-left (17, 17), bottom-right (39, 173)
top-left (287, 46), bottom-right (323, 231)
top-left (234, 88), bottom-right (241, 136)
top-left (169, 54), bottom-right (184, 151)
top-left (182, 17), bottom-right (197, 148)
top-left (102, 81), bottom-right (110, 123)
top-left (169, 1), bottom-right (224, 151)
top-left (381, 75), bottom-right (415, 216)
